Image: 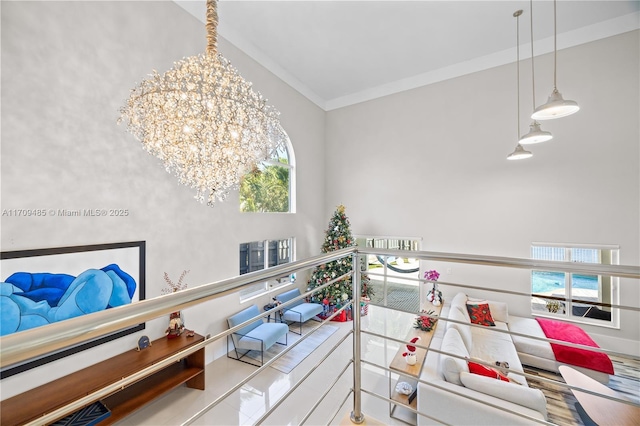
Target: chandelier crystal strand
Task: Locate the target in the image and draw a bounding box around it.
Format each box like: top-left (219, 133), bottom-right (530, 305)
top-left (118, 0), bottom-right (287, 206)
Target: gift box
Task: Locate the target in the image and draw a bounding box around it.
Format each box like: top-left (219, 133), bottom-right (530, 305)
top-left (316, 305), bottom-right (353, 322)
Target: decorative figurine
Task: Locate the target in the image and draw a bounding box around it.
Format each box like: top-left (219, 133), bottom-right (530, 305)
top-left (136, 335), bottom-right (151, 351)
top-left (165, 311), bottom-right (185, 339)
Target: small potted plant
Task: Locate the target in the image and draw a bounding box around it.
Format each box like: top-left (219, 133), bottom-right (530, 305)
top-left (546, 300), bottom-right (563, 313)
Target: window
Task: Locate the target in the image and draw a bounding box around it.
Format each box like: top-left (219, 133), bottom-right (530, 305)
top-left (355, 235), bottom-right (422, 312)
top-left (531, 243), bottom-right (619, 326)
top-left (357, 237), bottom-right (421, 274)
top-left (239, 136), bottom-right (295, 213)
top-left (238, 238), bottom-right (295, 301)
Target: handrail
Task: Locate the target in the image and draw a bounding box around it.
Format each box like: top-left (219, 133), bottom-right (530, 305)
top-left (16, 276), bottom-right (354, 425)
top-left (2, 246), bottom-right (638, 426)
top-left (364, 248), bottom-right (640, 278)
top-left (0, 247), bottom-right (355, 369)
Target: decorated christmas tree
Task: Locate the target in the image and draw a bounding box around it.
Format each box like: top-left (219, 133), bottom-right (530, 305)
top-left (307, 205), bottom-right (372, 305)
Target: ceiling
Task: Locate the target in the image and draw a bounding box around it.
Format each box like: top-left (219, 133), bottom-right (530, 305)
top-left (175, 1), bottom-right (640, 111)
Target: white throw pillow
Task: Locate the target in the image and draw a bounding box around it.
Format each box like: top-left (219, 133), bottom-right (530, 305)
top-left (440, 328), bottom-right (470, 385)
top-left (460, 372), bottom-right (548, 419)
top-left (447, 307), bottom-right (473, 352)
top-left (488, 301), bottom-right (509, 323)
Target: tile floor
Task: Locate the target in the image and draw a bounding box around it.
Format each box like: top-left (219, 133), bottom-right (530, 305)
top-left (117, 306), bottom-right (417, 425)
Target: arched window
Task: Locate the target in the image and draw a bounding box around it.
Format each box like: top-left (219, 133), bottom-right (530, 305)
top-left (239, 134), bottom-right (295, 213)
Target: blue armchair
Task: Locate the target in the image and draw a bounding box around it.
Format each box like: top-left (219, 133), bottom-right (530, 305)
top-left (275, 288), bottom-right (323, 335)
top-left (227, 304), bottom-right (288, 366)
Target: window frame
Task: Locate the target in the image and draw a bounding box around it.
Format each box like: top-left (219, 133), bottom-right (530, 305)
top-left (530, 242), bottom-right (620, 328)
top-left (239, 132), bottom-right (296, 214)
top-left (238, 237), bottom-right (296, 302)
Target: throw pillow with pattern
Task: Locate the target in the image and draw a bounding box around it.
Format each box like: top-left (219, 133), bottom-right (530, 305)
top-left (466, 302), bottom-right (495, 326)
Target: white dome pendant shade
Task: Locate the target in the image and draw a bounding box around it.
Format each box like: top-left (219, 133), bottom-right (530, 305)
top-left (532, 89), bottom-right (579, 120)
top-left (520, 121), bottom-right (553, 144)
top-left (520, 0), bottom-right (553, 145)
top-left (531, 0), bottom-right (579, 121)
top-left (507, 143), bottom-right (533, 161)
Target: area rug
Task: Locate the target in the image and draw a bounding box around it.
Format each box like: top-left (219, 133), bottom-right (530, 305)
top-left (524, 354), bottom-right (640, 425)
top-left (239, 323), bottom-right (339, 374)
top-left (368, 280), bottom-right (420, 313)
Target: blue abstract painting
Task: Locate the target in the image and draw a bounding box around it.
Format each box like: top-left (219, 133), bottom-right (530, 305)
top-left (0, 241), bottom-right (145, 378)
top-left (1, 264), bottom-right (137, 336)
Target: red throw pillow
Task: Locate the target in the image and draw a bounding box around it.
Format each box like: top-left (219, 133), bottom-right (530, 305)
top-left (468, 361), bottom-right (509, 382)
top-left (466, 303), bottom-right (495, 326)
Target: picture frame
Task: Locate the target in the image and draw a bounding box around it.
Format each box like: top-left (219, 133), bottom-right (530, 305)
top-left (1, 241), bottom-right (146, 378)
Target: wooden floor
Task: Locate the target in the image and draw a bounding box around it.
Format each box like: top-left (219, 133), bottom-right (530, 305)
top-left (525, 355), bottom-right (640, 425)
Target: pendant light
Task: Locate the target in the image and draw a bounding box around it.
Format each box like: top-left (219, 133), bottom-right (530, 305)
top-left (519, 0), bottom-right (553, 144)
top-left (531, 0), bottom-right (579, 120)
top-left (508, 10), bottom-right (532, 161)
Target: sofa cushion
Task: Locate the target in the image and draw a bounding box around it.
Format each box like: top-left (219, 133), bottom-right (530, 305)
top-left (236, 322), bottom-right (289, 351)
top-left (508, 315), bottom-right (555, 360)
top-left (447, 306), bottom-right (473, 351)
top-left (470, 323), bottom-right (527, 386)
top-left (227, 304), bottom-right (263, 336)
top-left (281, 302), bottom-right (323, 323)
top-left (460, 372), bottom-right (548, 419)
top-left (468, 297), bottom-right (509, 323)
top-left (466, 301), bottom-right (496, 326)
top-left (450, 292), bottom-right (470, 322)
top-left (276, 288), bottom-right (324, 323)
top-left (276, 288), bottom-right (303, 308)
top-left (440, 328), bottom-right (470, 385)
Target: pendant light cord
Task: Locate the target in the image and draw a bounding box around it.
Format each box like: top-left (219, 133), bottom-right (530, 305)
top-left (530, 0), bottom-right (536, 108)
top-left (206, 0), bottom-right (218, 55)
top-left (516, 11), bottom-right (521, 138)
top-left (553, 0), bottom-right (557, 90)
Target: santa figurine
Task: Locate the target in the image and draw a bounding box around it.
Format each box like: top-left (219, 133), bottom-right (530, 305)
top-left (165, 311), bottom-right (185, 339)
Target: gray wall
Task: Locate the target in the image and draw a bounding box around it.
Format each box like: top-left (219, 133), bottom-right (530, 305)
top-left (325, 30), bottom-right (640, 354)
top-left (1, 1), bottom-right (325, 397)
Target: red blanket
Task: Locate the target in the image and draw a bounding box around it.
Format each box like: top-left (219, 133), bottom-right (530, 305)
top-left (535, 318), bottom-right (613, 374)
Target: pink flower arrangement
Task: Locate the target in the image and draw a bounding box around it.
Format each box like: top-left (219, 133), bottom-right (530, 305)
top-left (424, 269), bottom-right (440, 281)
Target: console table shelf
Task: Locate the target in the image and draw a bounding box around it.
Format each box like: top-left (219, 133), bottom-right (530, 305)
top-left (1, 333), bottom-right (205, 425)
top-left (388, 304), bottom-right (442, 425)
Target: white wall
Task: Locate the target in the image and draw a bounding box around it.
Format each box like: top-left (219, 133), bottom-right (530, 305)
top-left (0, 1), bottom-right (325, 398)
top-left (325, 31), bottom-right (640, 354)
top-left (2, 1), bottom-right (638, 400)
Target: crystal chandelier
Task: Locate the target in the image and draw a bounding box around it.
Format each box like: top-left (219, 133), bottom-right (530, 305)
top-left (119, 0), bottom-right (287, 205)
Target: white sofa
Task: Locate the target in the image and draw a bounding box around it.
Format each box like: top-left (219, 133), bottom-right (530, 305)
top-left (417, 293), bottom-right (548, 425)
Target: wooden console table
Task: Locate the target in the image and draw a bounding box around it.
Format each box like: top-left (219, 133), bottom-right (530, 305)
top-left (388, 304), bottom-right (442, 425)
top-left (1, 333), bottom-right (205, 425)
